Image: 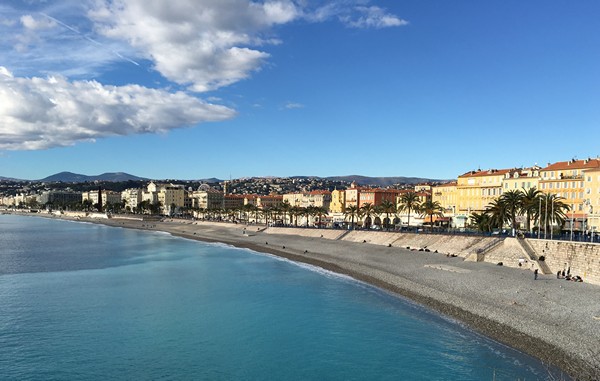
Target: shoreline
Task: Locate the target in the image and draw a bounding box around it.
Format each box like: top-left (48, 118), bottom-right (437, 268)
top-left (8, 213), bottom-right (600, 379)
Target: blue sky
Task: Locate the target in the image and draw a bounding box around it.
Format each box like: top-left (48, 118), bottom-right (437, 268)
top-left (1, 0), bottom-right (599, 181)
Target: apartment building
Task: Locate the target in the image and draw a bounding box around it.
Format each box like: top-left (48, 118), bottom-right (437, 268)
top-left (359, 188), bottom-right (401, 208)
top-left (539, 158), bottom-right (600, 231)
top-left (432, 181), bottom-right (457, 215)
top-left (585, 167), bottom-right (600, 233)
top-left (456, 168), bottom-right (512, 215)
top-left (192, 185), bottom-right (223, 210)
top-left (38, 190), bottom-right (82, 206)
top-left (502, 166), bottom-right (540, 193)
top-left (158, 184), bottom-right (185, 214)
top-left (283, 191), bottom-right (331, 209)
top-left (83, 190), bottom-right (121, 208)
top-left (121, 188), bottom-right (142, 212)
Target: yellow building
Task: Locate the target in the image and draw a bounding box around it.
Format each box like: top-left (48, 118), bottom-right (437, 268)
top-left (540, 158), bottom-right (600, 231)
top-left (329, 189), bottom-right (346, 213)
top-left (502, 166), bottom-right (540, 193)
top-left (584, 167), bottom-right (600, 234)
top-left (432, 182), bottom-right (457, 215)
top-left (456, 168), bottom-right (512, 216)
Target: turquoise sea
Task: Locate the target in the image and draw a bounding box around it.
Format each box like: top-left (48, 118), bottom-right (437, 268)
top-left (0, 215), bottom-right (560, 380)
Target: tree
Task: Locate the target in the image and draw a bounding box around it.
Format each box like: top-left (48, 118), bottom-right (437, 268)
top-left (521, 187), bottom-right (542, 233)
top-left (301, 206), bottom-right (313, 227)
top-left (485, 199), bottom-right (507, 233)
top-left (83, 199), bottom-right (94, 212)
top-left (470, 211), bottom-right (493, 233)
top-left (280, 201), bottom-right (292, 226)
top-left (378, 199), bottom-right (396, 231)
top-left (419, 200), bottom-right (444, 232)
top-left (312, 206), bottom-right (328, 228)
top-left (360, 203), bottom-right (377, 229)
top-left (499, 189), bottom-right (524, 236)
top-left (242, 204), bottom-right (254, 222)
top-left (344, 205), bottom-right (360, 230)
top-left (399, 192), bottom-right (421, 229)
top-left (290, 206), bottom-right (303, 227)
top-left (540, 193), bottom-right (570, 235)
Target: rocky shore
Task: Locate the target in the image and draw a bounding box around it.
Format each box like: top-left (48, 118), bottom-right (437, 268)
top-left (20, 213), bottom-right (600, 379)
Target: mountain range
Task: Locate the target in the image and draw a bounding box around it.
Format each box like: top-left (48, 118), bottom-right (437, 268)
top-left (40, 172), bottom-right (148, 182)
top-left (1, 172), bottom-right (444, 186)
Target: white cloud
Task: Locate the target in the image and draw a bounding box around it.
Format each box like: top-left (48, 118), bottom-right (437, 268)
top-left (89, 0), bottom-right (300, 92)
top-left (0, 1), bottom-right (407, 151)
top-left (20, 14), bottom-right (56, 30)
top-left (343, 6), bottom-right (408, 29)
top-left (284, 102), bottom-right (304, 109)
top-left (0, 67), bottom-right (236, 150)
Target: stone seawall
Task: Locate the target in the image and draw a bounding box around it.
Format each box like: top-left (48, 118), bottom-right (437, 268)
top-left (266, 227), bottom-right (600, 285)
top-left (527, 239), bottom-right (600, 284)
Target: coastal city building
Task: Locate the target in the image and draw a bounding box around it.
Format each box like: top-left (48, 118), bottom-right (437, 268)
top-left (4, 156), bottom-right (600, 235)
top-left (539, 159), bottom-right (600, 231)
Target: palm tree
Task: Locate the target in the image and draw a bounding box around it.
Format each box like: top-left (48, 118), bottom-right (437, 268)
top-left (399, 192), bottom-right (421, 230)
top-left (499, 190), bottom-right (524, 236)
top-left (360, 203), bottom-right (377, 229)
top-left (521, 187), bottom-right (542, 234)
top-left (241, 204), bottom-right (255, 222)
top-left (344, 205), bottom-right (360, 230)
top-left (470, 211), bottom-right (493, 233)
top-left (302, 206), bottom-right (313, 227)
top-left (419, 200), bottom-right (444, 232)
top-left (540, 193), bottom-right (570, 235)
top-left (312, 206), bottom-right (328, 228)
top-left (485, 199), bottom-right (507, 233)
top-left (280, 201), bottom-right (292, 226)
top-left (290, 206), bottom-right (303, 227)
top-left (378, 199), bottom-right (396, 230)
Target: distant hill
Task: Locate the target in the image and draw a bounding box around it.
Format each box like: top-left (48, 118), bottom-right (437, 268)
top-left (0, 176), bottom-right (23, 181)
top-left (2, 172), bottom-right (444, 185)
top-left (38, 172), bottom-right (148, 182)
top-left (323, 175), bottom-right (443, 187)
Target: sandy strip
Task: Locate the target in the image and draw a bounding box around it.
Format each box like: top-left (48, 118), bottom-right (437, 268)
top-left (30, 215), bottom-right (600, 379)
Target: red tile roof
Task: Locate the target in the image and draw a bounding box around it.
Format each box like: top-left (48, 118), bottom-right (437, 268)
top-left (541, 158), bottom-right (600, 171)
top-left (458, 168), bottom-right (513, 178)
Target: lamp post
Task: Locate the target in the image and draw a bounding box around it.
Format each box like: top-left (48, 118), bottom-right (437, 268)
top-left (550, 197), bottom-right (554, 240)
top-left (538, 197), bottom-right (542, 239)
top-left (544, 195), bottom-right (548, 240)
top-left (570, 210), bottom-right (574, 241)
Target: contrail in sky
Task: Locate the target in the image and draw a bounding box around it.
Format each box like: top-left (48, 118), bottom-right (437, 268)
top-left (39, 12), bottom-right (140, 66)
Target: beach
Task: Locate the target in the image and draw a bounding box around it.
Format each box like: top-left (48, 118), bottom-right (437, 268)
top-left (38, 215), bottom-right (600, 379)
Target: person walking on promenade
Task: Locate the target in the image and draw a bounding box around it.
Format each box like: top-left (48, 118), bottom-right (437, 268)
top-left (534, 269), bottom-right (538, 280)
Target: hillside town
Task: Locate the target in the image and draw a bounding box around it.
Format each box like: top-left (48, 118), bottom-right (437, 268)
top-left (2, 157), bottom-right (600, 240)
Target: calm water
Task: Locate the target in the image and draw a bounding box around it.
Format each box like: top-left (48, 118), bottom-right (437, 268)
top-left (0, 215), bottom-right (558, 380)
